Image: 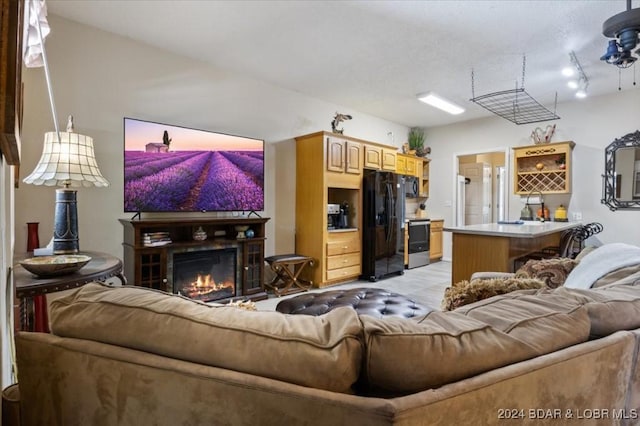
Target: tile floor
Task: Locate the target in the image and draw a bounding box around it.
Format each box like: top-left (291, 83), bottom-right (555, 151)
top-left (255, 260), bottom-right (452, 312)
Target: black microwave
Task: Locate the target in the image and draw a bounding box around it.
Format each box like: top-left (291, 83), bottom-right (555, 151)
top-left (405, 176), bottom-right (419, 198)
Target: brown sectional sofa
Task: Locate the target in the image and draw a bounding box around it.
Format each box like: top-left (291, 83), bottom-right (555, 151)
top-left (12, 265), bottom-right (640, 425)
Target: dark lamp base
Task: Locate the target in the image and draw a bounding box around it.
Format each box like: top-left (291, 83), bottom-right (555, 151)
top-left (53, 188), bottom-right (79, 254)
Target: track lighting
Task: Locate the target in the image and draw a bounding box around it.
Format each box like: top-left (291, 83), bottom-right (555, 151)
top-left (564, 51), bottom-right (589, 99)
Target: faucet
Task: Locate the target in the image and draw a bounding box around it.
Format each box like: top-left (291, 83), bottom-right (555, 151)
top-left (526, 190), bottom-right (546, 222)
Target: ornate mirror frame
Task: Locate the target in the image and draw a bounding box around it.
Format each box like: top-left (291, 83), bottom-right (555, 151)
top-left (601, 130), bottom-right (640, 211)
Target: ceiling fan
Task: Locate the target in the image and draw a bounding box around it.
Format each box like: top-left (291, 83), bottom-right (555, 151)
top-left (601, 0), bottom-right (640, 68)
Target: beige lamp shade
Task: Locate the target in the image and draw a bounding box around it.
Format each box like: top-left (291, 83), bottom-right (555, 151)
top-left (23, 130), bottom-right (109, 187)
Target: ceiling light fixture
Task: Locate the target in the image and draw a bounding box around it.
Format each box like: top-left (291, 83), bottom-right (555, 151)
top-left (417, 92), bottom-right (465, 115)
top-left (561, 67), bottom-right (575, 77)
top-left (600, 0), bottom-right (640, 68)
top-left (567, 80), bottom-right (579, 89)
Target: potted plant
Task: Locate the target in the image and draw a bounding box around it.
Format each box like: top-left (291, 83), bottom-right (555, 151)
top-left (408, 127), bottom-right (427, 157)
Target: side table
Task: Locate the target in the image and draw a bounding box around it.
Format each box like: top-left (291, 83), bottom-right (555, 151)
top-left (13, 251), bottom-right (126, 332)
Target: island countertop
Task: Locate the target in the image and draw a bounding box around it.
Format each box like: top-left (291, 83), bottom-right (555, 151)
top-left (444, 221), bottom-right (580, 238)
top-left (446, 221), bottom-right (581, 283)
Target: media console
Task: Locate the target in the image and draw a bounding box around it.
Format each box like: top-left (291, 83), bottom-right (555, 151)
top-left (119, 217), bottom-right (269, 302)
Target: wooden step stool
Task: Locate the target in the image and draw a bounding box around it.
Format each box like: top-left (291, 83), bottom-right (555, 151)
top-left (264, 254), bottom-right (314, 296)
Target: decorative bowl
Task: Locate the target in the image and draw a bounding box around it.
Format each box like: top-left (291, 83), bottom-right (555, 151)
top-left (234, 225), bottom-right (250, 239)
top-left (19, 254), bottom-right (92, 277)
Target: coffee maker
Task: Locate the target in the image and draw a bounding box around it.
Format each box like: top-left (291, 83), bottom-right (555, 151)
top-left (340, 201), bottom-right (350, 228)
top-left (327, 204), bottom-right (341, 229)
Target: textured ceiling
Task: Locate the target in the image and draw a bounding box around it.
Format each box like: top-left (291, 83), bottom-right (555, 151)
top-left (47, 0), bottom-right (639, 128)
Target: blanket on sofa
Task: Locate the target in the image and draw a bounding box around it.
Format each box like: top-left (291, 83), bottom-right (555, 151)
top-left (564, 243), bottom-right (640, 289)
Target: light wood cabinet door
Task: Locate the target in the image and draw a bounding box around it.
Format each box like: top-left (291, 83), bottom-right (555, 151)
top-left (345, 141), bottom-right (362, 174)
top-left (327, 137), bottom-right (346, 172)
top-left (430, 220), bottom-right (443, 260)
top-left (406, 157), bottom-right (417, 175)
top-left (327, 137), bottom-right (361, 174)
top-left (396, 155), bottom-right (407, 174)
top-left (397, 154), bottom-right (420, 176)
top-left (364, 145), bottom-right (382, 169)
top-left (382, 149), bottom-right (396, 171)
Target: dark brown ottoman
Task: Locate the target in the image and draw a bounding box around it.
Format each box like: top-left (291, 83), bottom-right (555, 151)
top-left (275, 287), bottom-right (431, 319)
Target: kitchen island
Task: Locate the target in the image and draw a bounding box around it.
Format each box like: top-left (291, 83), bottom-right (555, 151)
top-left (444, 221), bottom-right (580, 283)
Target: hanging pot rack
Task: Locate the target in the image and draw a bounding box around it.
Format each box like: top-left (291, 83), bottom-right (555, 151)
top-left (470, 56), bottom-right (560, 125)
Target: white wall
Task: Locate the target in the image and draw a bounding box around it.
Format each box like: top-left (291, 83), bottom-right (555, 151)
top-left (16, 15), bottom-right (408, 261)
top-left (424, 89), bottom-right (640, 260)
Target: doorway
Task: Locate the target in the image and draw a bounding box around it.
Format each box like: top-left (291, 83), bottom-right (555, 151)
top-left (454, 149), bottom-right (509, 226)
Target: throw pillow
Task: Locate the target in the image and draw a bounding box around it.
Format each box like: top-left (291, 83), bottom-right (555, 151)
top-left (226, 299), bottom-right (257, 311)
top-left (515, 257), bottom-right (579, 288)
top-left (441, 277), bottom-right (546, 311)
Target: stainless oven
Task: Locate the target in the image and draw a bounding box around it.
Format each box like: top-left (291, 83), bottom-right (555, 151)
top-left (408, 220), bottom-right (430, 269)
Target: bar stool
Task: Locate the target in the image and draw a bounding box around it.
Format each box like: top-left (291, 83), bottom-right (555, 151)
top-left (264, 254), bottom-right (314, 296)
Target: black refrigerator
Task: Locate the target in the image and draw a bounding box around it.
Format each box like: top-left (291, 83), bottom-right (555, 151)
top-left (361, 169), bottom-right (405, 281)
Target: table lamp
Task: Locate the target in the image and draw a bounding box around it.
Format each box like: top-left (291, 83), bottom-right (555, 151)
top-left (23, 116), bottom-right (109, 254)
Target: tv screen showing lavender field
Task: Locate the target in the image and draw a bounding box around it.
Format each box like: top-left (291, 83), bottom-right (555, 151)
top-left (124, 118), bottom-right (264, 212)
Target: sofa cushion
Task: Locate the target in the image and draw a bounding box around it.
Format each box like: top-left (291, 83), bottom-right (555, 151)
top-left (441, 277), bottom-right (545, 311)
top-left (453, 291), bottom-right (590, 353)
top-left (554, 282), bottom-right (640, 338)
top-left (361, 294), bottom-right (590, 394)
top-left (361, 312), bottom-right (536, 395)
top-left (49, 283), bottom-right (364, 393)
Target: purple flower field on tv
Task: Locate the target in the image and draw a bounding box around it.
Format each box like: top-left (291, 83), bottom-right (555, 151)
top-left (124, 150), bottom-right (264, 212)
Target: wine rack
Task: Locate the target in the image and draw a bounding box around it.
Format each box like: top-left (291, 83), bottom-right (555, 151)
top-left (513, 141), bottom-right (575, 194)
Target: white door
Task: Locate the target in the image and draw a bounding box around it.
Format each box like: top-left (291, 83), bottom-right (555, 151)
top-left (495, 166), bottom-right (506, 222)
top-left (456, 175), bottom-right (466, 226)
top-left (460, 162), bottom-right (491, 225)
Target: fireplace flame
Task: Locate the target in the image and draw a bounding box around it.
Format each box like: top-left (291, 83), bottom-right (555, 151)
top-left (181, 273), bottom-right (234, 301)
top-left (195, 273), bottom-right (214, 288)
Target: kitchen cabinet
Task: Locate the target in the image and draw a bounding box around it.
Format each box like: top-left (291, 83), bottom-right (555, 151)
top-left (364, 144), bottom-right (396, 171)
top-left (513, 141), bottom-right (575, 195)
top-left (325, 231), bottom-right (361, 281)
top-left (296, 131), bottom-right (399, 286)
top-left (430, 219), bottom-right (444, 261)
top-left (326, 136), bottom-right (362, 175)
top-left (295, 131), bottom-right (367, 287)
top-left (421, 159), bottom-right (430, 197)
top-left (397, 153), bottom-right (421, 176)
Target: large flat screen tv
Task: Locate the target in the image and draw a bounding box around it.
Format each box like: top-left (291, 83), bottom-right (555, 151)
top-left (124, 117), bottom-right (264, 213)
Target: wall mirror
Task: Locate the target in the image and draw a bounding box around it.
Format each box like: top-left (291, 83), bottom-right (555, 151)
top-left (602, 130), bottom-right (640, 211)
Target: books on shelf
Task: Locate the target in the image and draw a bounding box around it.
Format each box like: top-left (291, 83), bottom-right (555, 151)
top-left (142, 232), bottom-right (171, 247)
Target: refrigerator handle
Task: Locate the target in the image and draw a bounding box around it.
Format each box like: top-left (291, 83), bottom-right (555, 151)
top-left (387, 182), bottom-right (394, 243)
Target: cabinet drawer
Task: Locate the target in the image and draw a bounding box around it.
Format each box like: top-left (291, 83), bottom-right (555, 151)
top-left (326, 264), bottom-right (361, 281)
top-left (326, 233), bottom-right (360, 255)
top-left (326, 253), bottom-right (361, 270)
